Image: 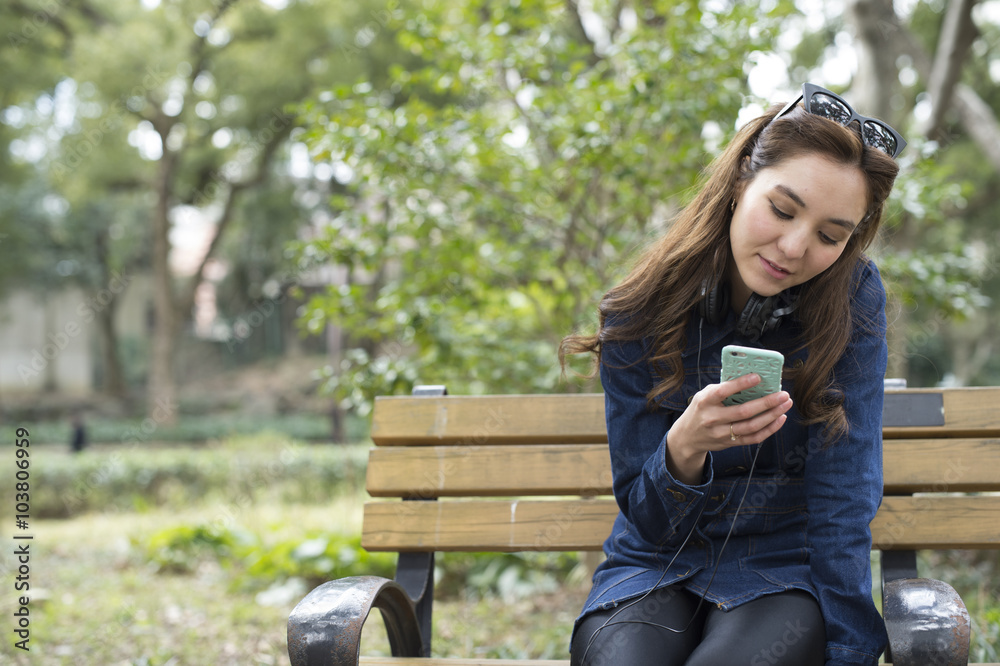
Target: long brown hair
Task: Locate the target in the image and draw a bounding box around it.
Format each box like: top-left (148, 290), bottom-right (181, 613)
top-left (560, 103), bottom-right (900, 437)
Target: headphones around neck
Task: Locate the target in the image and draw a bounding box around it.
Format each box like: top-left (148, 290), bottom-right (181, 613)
top-left (699, 278), bottom-right (799, 341)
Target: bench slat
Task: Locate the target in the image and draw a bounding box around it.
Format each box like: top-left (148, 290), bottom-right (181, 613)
top-left (371, 388), bottom-right (1000, 446)
top-left (362, 499), bottom-right (613, 552)
top-left (366, 444), bottom-right (613, 497)
top-left (367, 440), bottom-right (1000, 497)
top-left (370, 394), bottom-right (606, 445)
top-left (882, 438), bottom-right (1000, 492)
top-left (871, 495), bottom-right (1000, 550)
top-left (362, 497), bottom-right (1000, 552)
top-left (882, 387), bottom-right (1000, 438)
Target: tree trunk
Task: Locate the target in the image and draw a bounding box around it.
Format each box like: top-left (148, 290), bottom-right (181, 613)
top-left (921, 0), bottom-right (979, 138)
top-left (884, 216), bottom-right (919, 381)
top-left (42, 298), bottom-right (56, 392)
top-left (847, 0), bottom-right (897, 120)
top-left (952, 85), bottom-right (1000, 171)
top-left (92, 229), bottom-right (128, 400)
top-left (96, 299), bottom-right (127, 399)
top-left (144, 108), bottom-right (290, 424)
top-left (327, 321), bottom-right (346, 444)
top-left (148, 153), bottom-right (178, 425)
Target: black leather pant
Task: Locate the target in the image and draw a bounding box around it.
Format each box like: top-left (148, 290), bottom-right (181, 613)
top-left (571, 587), bottom-right (826, 666)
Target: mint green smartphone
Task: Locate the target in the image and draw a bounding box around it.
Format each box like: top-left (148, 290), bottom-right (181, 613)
top-left (720, 345), bottom-right (784, 406)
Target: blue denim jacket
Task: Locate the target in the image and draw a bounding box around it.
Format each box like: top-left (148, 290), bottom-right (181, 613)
top-left (575, 260), bottom-right (888, 665)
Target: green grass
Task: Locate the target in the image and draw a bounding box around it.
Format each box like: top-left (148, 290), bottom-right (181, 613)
top-left (1, 500), bottom-right (589, 664)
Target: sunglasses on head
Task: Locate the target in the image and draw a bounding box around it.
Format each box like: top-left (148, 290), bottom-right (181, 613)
top-left (772, 83), bottom-right (907, 158)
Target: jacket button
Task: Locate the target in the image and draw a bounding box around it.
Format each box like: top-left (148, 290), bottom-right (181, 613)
top-left (686, 395), bottom-right (694, 405)
top-left (793, 358), bottom-right (804, 369)
top-left (711, 493), bottom-right (726, 502)
top-left (671, 490), bottom-right (686, 501)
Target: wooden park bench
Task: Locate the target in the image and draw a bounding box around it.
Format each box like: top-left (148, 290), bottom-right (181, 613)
top-left (288, 385), bottom-right (1000, 666)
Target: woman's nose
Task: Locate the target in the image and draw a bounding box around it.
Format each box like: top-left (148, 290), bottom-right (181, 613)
top-left (777, 229), bottom-right (808, 259)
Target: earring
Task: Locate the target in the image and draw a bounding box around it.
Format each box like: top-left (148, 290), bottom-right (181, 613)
top-left (730, 199), bottom-right (736, 212)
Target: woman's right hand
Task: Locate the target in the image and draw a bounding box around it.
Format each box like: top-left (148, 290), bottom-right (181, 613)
top-left (665, 373), bottom-right (793, 484)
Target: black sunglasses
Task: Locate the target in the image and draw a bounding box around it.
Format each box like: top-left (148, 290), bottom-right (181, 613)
top-left (773, 83), bottom-right (907, 158)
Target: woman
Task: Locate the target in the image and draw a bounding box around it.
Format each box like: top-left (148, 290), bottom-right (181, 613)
top-left (561, 84), bottom-right (904, 665)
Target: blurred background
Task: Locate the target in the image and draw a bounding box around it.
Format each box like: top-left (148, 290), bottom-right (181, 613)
top-left (0, 0), bottom-right (997, 663)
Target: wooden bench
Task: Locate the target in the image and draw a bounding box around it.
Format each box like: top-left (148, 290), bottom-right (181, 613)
top-left (287, 385), bottom-right (1000, 666)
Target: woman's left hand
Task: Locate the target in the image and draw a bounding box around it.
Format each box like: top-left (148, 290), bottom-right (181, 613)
top-left (665, 373), bottom-right (793, 483)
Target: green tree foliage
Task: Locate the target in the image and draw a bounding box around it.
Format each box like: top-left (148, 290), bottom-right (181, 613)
top-left (294, 0), bottom-right (795, 411)
top-left (0, 0), bottom-right (74, 289)
top-left (0, 0), bottom-right (411, 408)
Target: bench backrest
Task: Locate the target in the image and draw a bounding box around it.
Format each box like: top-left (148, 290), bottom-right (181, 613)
top-left (362, 388), bottom-right (1000, 554)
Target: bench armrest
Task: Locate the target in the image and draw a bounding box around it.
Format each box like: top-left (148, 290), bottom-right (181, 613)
top-left (287, 575), bottom-right (423, 666)
top-left (883, 577), bottom-right (971, 666)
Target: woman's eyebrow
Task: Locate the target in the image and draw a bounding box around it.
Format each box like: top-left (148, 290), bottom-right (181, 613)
top-left (774, 184), bottom-right (806, 208)
top-left (774, 184), bottom-right (857, 231)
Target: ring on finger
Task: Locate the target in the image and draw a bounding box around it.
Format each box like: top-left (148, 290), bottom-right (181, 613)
top-left (730, 424), bottom-right (740, 441)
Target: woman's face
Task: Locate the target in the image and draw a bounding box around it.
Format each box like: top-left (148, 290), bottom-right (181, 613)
top-left (728, 153), bottom-right (868, 310)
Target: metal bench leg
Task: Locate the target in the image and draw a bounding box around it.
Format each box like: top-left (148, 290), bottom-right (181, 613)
top-left (396, 385), bottom-right (446, 657)
top-left (881, 549), bottom-right (917, 664)
top-left (287, 575), bottom-right (423, 665)
top-left (396, 551), bottom-right (434, 657)
top-left (881, 550), bottom-right (971, 666)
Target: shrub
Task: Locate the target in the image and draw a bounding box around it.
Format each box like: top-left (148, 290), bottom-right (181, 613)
top-left (435, 552), bottom-right (586, 602)
top-left (30, 437), bottom-right (368, 518)
top-left (144, 523), bottom-right (258, 574)
top-left (24, 413), bottom-right (357, 445)
top-left (139, 522), bottom-right (585, 603)
top-left (141, 523), bottom-right (395, 590)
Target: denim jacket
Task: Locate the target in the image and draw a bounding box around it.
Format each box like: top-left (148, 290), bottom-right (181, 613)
top-left (575, 260), bottom-right (888, 666)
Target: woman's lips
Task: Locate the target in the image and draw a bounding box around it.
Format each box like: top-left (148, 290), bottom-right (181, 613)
top-left (759, 255), bottom-right (791, 279)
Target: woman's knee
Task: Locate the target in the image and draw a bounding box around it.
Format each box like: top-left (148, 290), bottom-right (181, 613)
top-left (687, 590), bottom-right (826, 666)
top-left (570, 587), bottom-right (704, 666)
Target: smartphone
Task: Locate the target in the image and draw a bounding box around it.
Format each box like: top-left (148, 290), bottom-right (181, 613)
top-left (720, 345), bottom-right (785, 406)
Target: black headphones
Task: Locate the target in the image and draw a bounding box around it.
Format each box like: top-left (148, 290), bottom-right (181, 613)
top-left (699, 278), bottom-right (799, 341)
